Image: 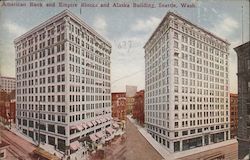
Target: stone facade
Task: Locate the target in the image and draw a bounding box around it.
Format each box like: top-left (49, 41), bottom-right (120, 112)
top-left (144, 11), bottom-right (231, 153)
top-left (234, 41), bottom-right (250, 159)
top-left (14, 10), bottom-right (112, 159)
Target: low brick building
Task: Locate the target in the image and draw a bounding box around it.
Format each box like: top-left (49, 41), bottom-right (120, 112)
top-left (132, 90), bottom-right (144, 125)
top-left (0, 101), bottom-right (16, 125)
top-left (0, 91), bottom-right (16, 125)
top-left (111, 92), bottom-right (126, 120)
top-left (230, 93), bottom-right (238, 139)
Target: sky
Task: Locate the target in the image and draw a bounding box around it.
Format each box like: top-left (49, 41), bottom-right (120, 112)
top-left (0, 0), bottom-right (249, 93)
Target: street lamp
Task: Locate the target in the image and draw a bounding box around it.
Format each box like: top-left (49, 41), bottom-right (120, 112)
top-left (8, 113), bottom-right (11, 129)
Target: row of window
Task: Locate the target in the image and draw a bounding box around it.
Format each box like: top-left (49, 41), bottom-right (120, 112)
top-left (146, 116), bottom-right (229, 129)
top-left (68, 22), bottom-right (111, 54)
top-left (17, 31), bottom-right (65, 60)
top-left (16, 52), bottom-right (65, 74)
top-left (16, 23), bottom-right (65, 52)
top-left (17, 112), bottom-right (66, 123)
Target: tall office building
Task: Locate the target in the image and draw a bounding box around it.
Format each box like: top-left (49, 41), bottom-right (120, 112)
top-left (14, 10), bottom-right (112, 159)
top-left (234, 41), bottom-right (250, 159)
top-left (0, 76), bottom-right (16, 93)
top-left (144, 12), bottom-right (232, 154)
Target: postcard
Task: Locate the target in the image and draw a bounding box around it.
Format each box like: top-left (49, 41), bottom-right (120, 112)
top-left (0, 0), bottom-right (249, 160)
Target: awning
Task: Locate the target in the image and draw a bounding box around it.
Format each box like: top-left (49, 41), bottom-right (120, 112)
top-left (76, 124), bottom-right (83, 131)
top-left (82, 123), bottom-right (87, 129)
top-left (70, 141), bottom-right (81, 151)
top-left (112, 123), bottom-right (119, 128)
top-left (96, 119), bottom-right (102, 124)
top-left (96, 132), bottom-right (105, 138)
top-left (87, 121), bottom-right (93, 127)
top-left (33, 147), bottom-right (60, 160)
top-left (70, 125), bottom-right (76, 130)
top-left (106, 127), bottom-right (115, 134)
top-left (91, 120), bottom-right (97, 126)
top-left (89, 134), bottom-right (98, 142)
top-left (107, 117), bottom-right (112, 120)
top-left (100, 118), bottom-right (105, 123)
top-left (105, 117), bottom-right (110, 121)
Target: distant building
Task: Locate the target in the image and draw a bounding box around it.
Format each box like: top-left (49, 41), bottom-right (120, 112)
top-left (230, 93), bottom-right (238, 138)
top-left (125, 85), bottom-right (137, 97)
top-left (126, 85), bottom-right (137, 114)
top-left (0, 76), bottom-right (15, 93)
top-left (132, 90), bottom-right (144, 125)
top-left (111, 92), bottom-right (126, 120)
top-left (234, 41), bottom-right (250, 159)
top-left (0, 100), bottom-right (16, 125)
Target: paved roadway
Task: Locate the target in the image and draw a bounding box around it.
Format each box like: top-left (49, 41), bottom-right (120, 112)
top-left (0, 125), bottom-right (36, 160)
top-left (123, 118), bottom-right (163, 160)
top-left (91, 117), bottom-right (163, 160)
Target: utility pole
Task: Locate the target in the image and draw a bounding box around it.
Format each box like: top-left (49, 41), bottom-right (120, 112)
top-left (241, 5), bottom-right (243, 43)
top-left (38, 101), bottom-right (41, 147)
top-left (8, 113), bottom-right (11, 129)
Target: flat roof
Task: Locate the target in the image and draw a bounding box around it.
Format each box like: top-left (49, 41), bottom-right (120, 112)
top-left (14, 9), bottom-right (111, 47)
top-left (234, 41), bottom-right (250, 52)
top-left (144, 11), bottom-right (230, 48)
top-left (0, 76), bottom-right (16, 80)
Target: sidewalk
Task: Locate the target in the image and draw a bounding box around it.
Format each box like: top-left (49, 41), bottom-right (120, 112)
top-left (127, 116), bottom-right (239, 160)
top-left (127, 115), bottom-right (171, 160)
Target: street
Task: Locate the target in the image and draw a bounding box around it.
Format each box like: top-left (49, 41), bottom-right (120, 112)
top-left (123, 118), bottom-right (163, 160)
top-left (90, 117), bottom-right (163, 160)
top-left (0, 118), bottom-right (163, 160)
top-left (0, 125), bottom-right (36, 160)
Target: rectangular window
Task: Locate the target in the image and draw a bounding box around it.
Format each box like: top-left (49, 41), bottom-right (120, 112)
top-left (174, 32), bottom-right (178, 40)
top-left (57, 126), bottom-right (65, 135)
top-left (48, 124), bottom-right (55, 132)
top-left (182, 131), bottom-right (188, 136)
top-left (247, 105), bottom-right (250, 115)
top-left (248, 81), bottom-right (250, 92)
top-left (174, 41), bottom-right (179, 49)
top-left (175, 132), bottom-right (178, 137)
top-left (247, 59), bottom-right (250, 70)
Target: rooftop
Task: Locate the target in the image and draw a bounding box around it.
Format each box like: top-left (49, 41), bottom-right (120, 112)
top-left (234, 41), bottom-right (250, 54)
top-left (144, 11), bottom-right (230, 48)
top-left (0, 76), bottom-right (16, 80)
top-left (14, 9), bottom-right (111, 47)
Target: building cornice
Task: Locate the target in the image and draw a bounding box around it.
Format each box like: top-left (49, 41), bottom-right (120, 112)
top-left (14, 9), bottom-right (111, 47)
top-left (144, 11), bottom-right (230, 49)
top-left (0, 76), bottom-right (16, 80)
top-left (234, 41), bottom-right (250, 55)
